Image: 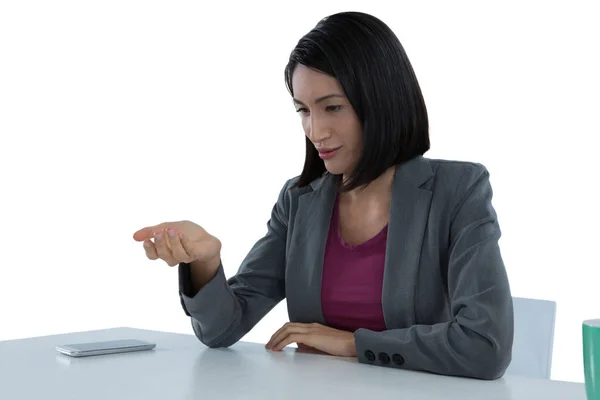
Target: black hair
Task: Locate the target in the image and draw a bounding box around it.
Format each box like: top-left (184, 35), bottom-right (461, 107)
top-left (284, 11), bottom-right (430, 192)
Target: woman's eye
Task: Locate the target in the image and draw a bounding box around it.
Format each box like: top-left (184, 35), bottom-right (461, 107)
top-left (295, 105), bottom-right (341, 114)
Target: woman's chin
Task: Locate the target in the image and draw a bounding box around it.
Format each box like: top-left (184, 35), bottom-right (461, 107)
top-left (323, 162), bottom-right (346, 176)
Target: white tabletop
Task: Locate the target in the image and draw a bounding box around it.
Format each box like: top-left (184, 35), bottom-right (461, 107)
top-left (0, 327), bottom-right (585, 399)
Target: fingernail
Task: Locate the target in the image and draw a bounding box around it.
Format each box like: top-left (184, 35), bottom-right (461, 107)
top-left (154, 232), bottom-right (162, 241)
top-left (144, 241), bottom-right (152, 248)
top-left (167, 230), bottom-right (176, 238)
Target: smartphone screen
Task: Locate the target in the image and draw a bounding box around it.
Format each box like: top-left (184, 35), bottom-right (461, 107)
top-left (56, 339), bottom-right (156, 357)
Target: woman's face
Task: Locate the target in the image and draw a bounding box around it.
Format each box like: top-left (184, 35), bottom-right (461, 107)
top-left (291, 64), bottom-right (362, 177)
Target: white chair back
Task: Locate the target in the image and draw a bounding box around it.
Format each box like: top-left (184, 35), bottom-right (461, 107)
top-left (506, 296), bottom-right (557, 379)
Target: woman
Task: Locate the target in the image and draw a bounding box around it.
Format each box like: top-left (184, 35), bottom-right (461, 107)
top-left (133, 11), bottom-right (513, 380)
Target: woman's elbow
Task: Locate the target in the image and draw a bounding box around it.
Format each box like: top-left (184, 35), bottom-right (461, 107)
top-left (468, 337), bottom-right (513, 380)
top-left (191, 319), bottom-right (238, 349)
top-left (452, 322), bottom-right (513, 380)
top-left (477, 352), bottom-right (511, 380)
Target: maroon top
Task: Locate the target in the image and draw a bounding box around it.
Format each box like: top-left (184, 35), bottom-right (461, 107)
top-left (321, 196), bottom-right (388, 332)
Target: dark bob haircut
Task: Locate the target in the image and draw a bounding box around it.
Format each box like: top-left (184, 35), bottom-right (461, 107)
top-left (284, 11), bottom-right (430, 192)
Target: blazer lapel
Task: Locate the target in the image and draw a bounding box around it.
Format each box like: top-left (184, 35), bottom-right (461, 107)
top-left (286, 173), bottom-right (338, 325)
top-left (382, 156), bottom-right (434, 329)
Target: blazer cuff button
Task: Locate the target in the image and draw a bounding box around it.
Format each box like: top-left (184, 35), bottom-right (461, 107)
top-left (378, 352), bottom-right (391, 364)
top-left (392, 353), bottom-right (405, 365)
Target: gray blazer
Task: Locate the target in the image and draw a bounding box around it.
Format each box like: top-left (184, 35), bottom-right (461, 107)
top-left (178, 156), bottom-right (514, 380)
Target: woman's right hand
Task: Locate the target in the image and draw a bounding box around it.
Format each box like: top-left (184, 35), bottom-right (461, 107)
top-left (133, 220), bottom-right (222, 268)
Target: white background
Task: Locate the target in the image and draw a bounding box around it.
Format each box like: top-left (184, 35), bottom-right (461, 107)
top-left (1, 0), bottom-right (598, 383)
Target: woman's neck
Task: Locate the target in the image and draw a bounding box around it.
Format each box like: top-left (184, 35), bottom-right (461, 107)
top-left (341, 166), bottom-right (395, 204)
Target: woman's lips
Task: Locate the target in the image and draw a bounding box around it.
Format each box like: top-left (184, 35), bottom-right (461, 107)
top-left (318, 147), bottom-right (341, 160)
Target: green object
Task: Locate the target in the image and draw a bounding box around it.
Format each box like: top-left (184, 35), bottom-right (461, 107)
top-left (583, 319), bottom-right (600, 399)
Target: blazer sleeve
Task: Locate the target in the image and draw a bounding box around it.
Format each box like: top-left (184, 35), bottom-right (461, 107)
top-left (177, 179), bottom-right (292, 348)
top-left (353, 164), bottom-right (514, 380)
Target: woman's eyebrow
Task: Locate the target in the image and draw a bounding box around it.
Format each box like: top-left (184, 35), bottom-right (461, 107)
top-left (293, 94), bottom-right (345, 105)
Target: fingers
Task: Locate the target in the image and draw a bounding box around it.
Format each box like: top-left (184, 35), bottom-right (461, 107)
top-left (135, 221), bottom-right (220, 267)
top-left (272, 333), bottom-right (306, 351)
top-left (266, 324), bottom-right (289, 349)
top-left (141, 229), bottom-right (190, 266)
top-left (266, 323), bottom-right (312, 350)
top-left (133, 223), bottom-right (167, 242)
top-left (143, 240), bottom-right (158, 260)
top-left (153, 230), bottom-right (178, 266)
top-left (166, 229), bottom-right (194, 263)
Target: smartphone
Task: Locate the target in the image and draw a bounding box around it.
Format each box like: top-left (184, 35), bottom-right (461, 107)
top-left (55, 339), bottom-right (156, 357)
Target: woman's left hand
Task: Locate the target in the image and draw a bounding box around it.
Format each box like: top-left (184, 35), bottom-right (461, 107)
top-left (266, 322), bottom-right (357, 357)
